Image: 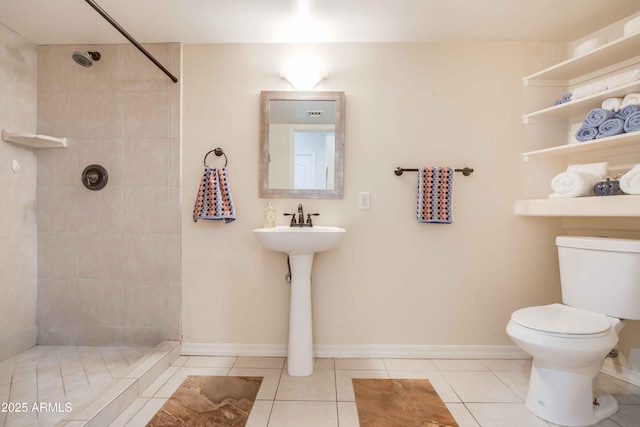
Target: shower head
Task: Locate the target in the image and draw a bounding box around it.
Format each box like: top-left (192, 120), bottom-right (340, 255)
top-left (72, 51), bottom-right (101, 67)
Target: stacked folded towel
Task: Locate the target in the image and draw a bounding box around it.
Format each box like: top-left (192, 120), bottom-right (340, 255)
top-left (597, 118), bottom-right (625, 138)
top-left (620, 165), bottom-right (640, 194)
top-left (572, 69), bottom-right (640, 100)
top-left (575, 98), bottom-right (640, 142)
top-left (624, 111), bottom-right (640, 133)
top-left (616, 104), bottom-right (640, 120)
top-left (549, 162), bottom-right (609, 199)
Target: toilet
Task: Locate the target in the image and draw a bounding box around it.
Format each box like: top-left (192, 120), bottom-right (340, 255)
top-left (506, 236), bottom-right (640, 427)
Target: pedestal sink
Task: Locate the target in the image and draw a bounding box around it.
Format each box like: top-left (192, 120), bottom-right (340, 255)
top-left (253, 225), bottom-right (346, 376)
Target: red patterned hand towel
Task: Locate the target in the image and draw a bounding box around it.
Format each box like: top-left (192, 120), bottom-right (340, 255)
top-left (417, 167), bottom-right (454, 224)
top-left (193, 166), bottom-right (236, 223)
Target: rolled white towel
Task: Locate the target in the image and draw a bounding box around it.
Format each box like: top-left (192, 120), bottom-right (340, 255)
top-left (602, 97), bottom-right (623, 112)
top-left (549, 171), bottom-right (601, 198)
top-left (566, 162), bottom-right (609, 179)
top-left (620, 165), bottom-right (640, 194)
top-left (621, 93), bottom-right (640, 108)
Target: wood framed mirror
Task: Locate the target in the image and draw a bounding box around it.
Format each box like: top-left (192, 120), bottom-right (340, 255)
top-left (259, 91), bottom-right (345, 199)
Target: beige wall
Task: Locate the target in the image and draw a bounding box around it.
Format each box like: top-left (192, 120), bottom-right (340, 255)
top-left (0, 24), bottom-right (38, 360)
top-left (181, 43), bottom-right (567, 350)
top-left (36, 43), bottom-right (182, 346)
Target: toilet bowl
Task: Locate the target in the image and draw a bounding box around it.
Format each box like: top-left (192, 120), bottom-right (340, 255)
top-left (507, 304), bottom-right (623, 426)
top-left (507, 236), bottom-right (640, 426)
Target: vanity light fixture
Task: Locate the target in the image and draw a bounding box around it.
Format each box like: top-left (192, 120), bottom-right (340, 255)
top-left (280, 55), bottom-right (328, 90)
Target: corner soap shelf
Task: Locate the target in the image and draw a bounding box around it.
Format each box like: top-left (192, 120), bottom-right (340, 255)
top-left (2, 129), bottom-right (67, 148)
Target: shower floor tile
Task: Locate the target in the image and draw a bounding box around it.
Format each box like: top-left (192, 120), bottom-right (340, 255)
top-left (0, 345), bottom-right (153, 427)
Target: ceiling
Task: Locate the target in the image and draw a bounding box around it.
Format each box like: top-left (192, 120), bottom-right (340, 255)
top-left (0, 0), bottom-right (639, 45)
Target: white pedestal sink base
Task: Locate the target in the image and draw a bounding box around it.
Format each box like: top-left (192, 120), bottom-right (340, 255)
top-left (287, 254), bottom-right (314, 376)
top-left (252, 226), bottom-right (346, 377)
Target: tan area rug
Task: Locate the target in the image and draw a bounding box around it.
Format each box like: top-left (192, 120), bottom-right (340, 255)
top-left (147, 376), bottom-right (263, 427)
top-left (353, 378), bottom-right (459, 427)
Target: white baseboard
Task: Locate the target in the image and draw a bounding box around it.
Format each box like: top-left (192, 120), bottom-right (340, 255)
top-left (180, 342), bottom-right (530, 359)
top-left (602, 358), bottom-right (640, 387)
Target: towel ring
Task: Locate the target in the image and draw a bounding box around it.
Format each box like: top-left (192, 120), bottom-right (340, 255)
top-left (204, 147), bottom-right (228, 168)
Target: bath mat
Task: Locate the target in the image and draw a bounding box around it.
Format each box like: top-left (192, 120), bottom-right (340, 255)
top-left (146, 376), bottom-right (262, 427)
top-left (353, 378), bottom-right (458, 427)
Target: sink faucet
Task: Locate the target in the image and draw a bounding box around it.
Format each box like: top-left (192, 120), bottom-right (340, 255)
top-left (283, 204), bottom-right (319, 227)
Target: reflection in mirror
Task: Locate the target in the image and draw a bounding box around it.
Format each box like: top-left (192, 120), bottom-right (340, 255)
top-left (260, 91), bottom-right (344, 199)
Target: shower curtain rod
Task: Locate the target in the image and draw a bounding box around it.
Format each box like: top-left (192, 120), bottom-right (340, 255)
top-left (84, 0), bottom-right (179, 83)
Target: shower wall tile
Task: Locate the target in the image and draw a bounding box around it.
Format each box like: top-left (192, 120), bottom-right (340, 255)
top-left (123, 91), bottom-right (169, 139)
top-left (37, 138), bottom-right (78, 185)
top-left (36, 92), bottom-right (79, 137)
top-left (37, 279), bottom-right (78, 326)
top-left (123, 328), bottom-right (167, 347)
top-left (0, 23), bottom-right (37, 359)
top-left (123, 234), bottom-right (174, 281)
top-left (169, 91), bottom-right (181, 139)
top-left (77, 139), bottom-right (124, 186)
top-left (77, 186), bottom-right (123, 233)
top-left (0, 79), bottom-right (37, 132)
top-left (78, 326), bottom-right (124, 346)
top-left (0, 280), bottom-right (37, 333)
top-left (77, 92), bottom-right (123, 139)
top-left (37, 232), bottom-right (77, 280)
top-left (37, 186), bottom-right (78, 232)
top-left (38, 325), bottom-right (79, 346)
top-left (168, 186), bottom-right (182, 234)
top-left (0, 234), bottom-right (37, 285)
top-left (0, 180), bottom-right (37, 234)
top-left (37, 45), bottom-right (78, 93)
top-left (77, 279), bottom-right (124, 326)
top-left (123, 187), bottom-right (169, 233)
top-left (167, 43), bottom-right (182, 83)
top-left (72, 44), bottom-right (125, 93)
top-left (123, 281), bottom-right (168, 328)
top-left (123, 139), bottom-right (169, 185)
top-left (166, 281), bottom-right (182, 340)
top-left (36, 42), bottom-right (182, 347)
top-left (77, 233), bottom-right (124, 279)
top-left (169, 139), bottom-right (181, 186)
top-left (123, 44), bottom-right (170, 92)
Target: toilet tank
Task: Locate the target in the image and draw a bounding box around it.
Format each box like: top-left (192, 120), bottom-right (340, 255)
top-left (557, 236), bottom-right (640, 320)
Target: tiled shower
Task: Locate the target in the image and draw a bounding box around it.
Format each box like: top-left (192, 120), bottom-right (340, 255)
top-left (36, 43), bottom-right (182, 347)
top-left (0, 23), bottom-right (182, 358)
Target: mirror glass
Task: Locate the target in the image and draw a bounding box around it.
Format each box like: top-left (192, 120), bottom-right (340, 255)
top-left (260, 91), bottom-right (345, 198)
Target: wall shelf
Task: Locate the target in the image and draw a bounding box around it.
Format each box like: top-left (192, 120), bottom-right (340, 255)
top-left (523, 80), bottom-right (640, 122)
top-left (518, 19), bottom-right (640, 218)
top-left (523, 131), bottom-right (640, 161)
top-left (515, 195), bottom-right (640, 217)
top-left (524, 31), bottom-right (640, 83)
top-left (2, 129), bottom-right (67, 148)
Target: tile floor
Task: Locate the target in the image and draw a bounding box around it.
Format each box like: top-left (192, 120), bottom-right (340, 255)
top-left (108, 356), bottom-right (640, 427)
top-left (0, 346), bottom-right (154, 427)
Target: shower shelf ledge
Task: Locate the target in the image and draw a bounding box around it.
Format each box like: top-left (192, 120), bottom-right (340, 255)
top-left (2, 129), bottom-right (67, 148)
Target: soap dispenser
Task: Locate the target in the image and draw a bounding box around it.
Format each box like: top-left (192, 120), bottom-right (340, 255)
top-left (263, 200), bottom-right (276, 228)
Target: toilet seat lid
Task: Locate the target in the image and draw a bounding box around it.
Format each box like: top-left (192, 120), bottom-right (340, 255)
top-left (511, 304), bottom-right (611, 335)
